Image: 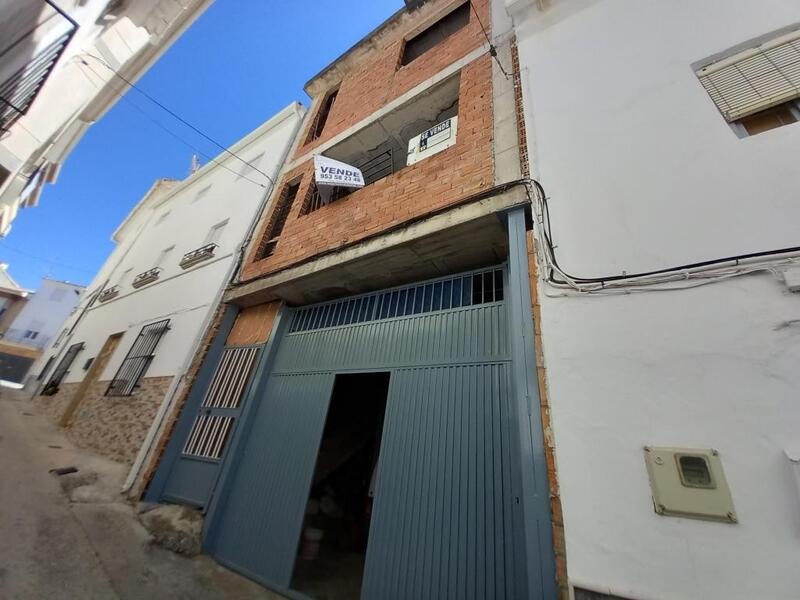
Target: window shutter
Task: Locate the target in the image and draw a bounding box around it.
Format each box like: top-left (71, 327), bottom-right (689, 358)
top-left (697, 29), bottom-right (800, 121)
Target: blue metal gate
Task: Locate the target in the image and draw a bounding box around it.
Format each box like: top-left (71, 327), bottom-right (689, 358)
top-left (203, 262), bottom-right (554, 598)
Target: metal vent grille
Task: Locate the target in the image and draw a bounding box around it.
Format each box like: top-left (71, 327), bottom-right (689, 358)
top-left (201, 346), bottom-right (260, 409)
top-left (106, 320), bottom-right (170, 397)
top-left (182, 346), bottom-right (260, 460)
top-left (697, 30), bottom-right (800, 121)
top-left (183, 415), bottom-right (235, 460)
top-left (290, 267), bottom-right (504, 333)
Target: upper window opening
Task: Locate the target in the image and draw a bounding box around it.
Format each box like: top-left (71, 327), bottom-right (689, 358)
top-left (256, 179), bottom-right (301, 259)
top-left (204, 219), bottom-right (229, 245)
top-left (307, 88), bottom-right (339, 144)
top-left (697, 29), bottom-right (800, 135)
top-left (192, 185), bottom-right (211, 203)
top-left (401, 2), bottom-right (470, 67)
top-left (155, 211), bottom-right (170, 226)
top-left (677, 454), bottom-right (715, 489)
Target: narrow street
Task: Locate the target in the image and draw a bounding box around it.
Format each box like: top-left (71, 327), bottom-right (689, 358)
top-left (0, 392), bottom-right (282, 600)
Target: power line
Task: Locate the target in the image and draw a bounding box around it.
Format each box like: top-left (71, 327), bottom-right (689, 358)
top-left (468, 0), bottom-right (510, 79)
top-left (0, 242), bottom-right (95, 274)
top-left (81, 53), bottom-right (276, 187)
top-left (79, 59), bottom-right (271, 189)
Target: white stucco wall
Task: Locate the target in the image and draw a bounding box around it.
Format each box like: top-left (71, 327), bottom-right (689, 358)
top-left (5, 279), bottom-right (83, 348)
top-left (513, 1), bottom-right (800, 598)
top-left (36, 102), bottom-right (304, 387)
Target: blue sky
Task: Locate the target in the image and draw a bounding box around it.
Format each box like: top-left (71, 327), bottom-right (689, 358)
top-left (1, 0), bottom-right (401, 291)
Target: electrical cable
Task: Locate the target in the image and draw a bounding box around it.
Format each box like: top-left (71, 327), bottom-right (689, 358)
top-left (79, 53), bottom-right (275, 186)
top-left (0, 241), bottom-right (95, 274)
top-left (468, 0), bottom-right (510, 79)
top-left (523, 178), bottom-right (800, 294)
top-left (78, 59), bottom-right (270, 189)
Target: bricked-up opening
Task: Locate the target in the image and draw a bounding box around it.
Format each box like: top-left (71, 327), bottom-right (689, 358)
top-left (257, 179), bottom-right (302, 258)
top-left (301, 73), bottom-right (460, 215)
top-left (307, 88), bottom-right (339, 144)
top-left (400, 1), bottom-right (470, 66)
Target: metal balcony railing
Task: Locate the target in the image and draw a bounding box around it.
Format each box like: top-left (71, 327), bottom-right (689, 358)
top-left (0, 1), bottom-right (78, 132)
top-left (132, 267), bottom-right (162, 288)
top-left (180, 243), bottom-right (218, 269)
top-left (304, 149), bottom-right (395, 214)
top-left (98, 286), bottom-right (120, 302)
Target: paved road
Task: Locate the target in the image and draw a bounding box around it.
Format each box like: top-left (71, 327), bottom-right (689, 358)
top-left (0, 393), bottom-right (283, 600)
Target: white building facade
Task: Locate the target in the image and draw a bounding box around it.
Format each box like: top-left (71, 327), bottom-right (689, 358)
top-left (510, 1), bottom-right (800, 599)
top-left (0, 0), bottom-right (212, 235)
top-left (5, 278), bottom-right (83, 350)
top-left (33, 103), bottom-right (304, 470)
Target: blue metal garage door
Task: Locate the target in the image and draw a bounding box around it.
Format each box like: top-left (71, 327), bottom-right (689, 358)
top-left (204, 265), bottom-right (551, 598)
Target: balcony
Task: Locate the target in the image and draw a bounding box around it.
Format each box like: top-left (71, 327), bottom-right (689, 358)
top-left (132, 267), bottom-right (162, 288)
top-left (98, 286), bottom-right (120, 302)
top-left (0, 1), bottom-right (77, 132)
top-left (303, 72), bottom-right (460, 214)
top-left (180, 243), bottom-right (218, 269)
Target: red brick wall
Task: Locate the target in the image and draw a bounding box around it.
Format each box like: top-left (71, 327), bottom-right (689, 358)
top-left (242, 53), bottom-right (494, 281)
top-left (295, 0), bottom-right (489, 157)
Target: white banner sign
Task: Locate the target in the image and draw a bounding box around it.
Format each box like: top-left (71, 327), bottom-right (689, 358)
top-left (314, 155), bottom-right (365, 189)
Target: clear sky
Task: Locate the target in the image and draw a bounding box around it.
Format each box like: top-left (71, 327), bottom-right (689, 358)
top-left (1, 0), bottom-right (402, 291)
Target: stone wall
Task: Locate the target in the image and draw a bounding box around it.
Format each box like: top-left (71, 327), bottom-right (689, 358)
top-left (64, 376), bottom-right (173, 464)
top-left (33, 382), bottom-right (78, 422)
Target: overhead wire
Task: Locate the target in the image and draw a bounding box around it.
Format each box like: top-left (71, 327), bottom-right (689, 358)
top-left (523, 178), bottom-right (800, 295)
top-left (468, 0), bottom-right (510, 79)
top-left (81, 53), bottom-right (275, 186)
top-left (0, 241), bottom-right (95, 274)
top-left (78, 58), bottom-right (271, 189)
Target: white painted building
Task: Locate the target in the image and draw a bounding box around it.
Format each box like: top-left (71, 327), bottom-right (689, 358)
top-left (32, 102), bottom-right (305, 468)
top-left (5, 278), bottom-right (83, 349)
top-left (509, 1), bottom-right (800, 599)
top-left (0, 0), bottom-right (212, 236)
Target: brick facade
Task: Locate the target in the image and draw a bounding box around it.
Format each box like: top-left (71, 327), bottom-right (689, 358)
top-left (294, 0), bottom-right (489, 157)
top-left (243, 54), bottom-right (494, 280)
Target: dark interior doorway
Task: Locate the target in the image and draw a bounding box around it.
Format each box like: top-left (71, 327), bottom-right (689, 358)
top-left (291, 372), bottom-right (391, 600)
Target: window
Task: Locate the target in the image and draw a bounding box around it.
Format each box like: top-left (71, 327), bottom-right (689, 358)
top-left (400, 2), bottom-right (470, 66)
top-left (106, 320), bottom-right (170, 397)
top-left (677, 455), bottom-right (715, 489)
top-left (156, 246), bottom-right (175, 267)
top-left (23, 330), bottom-right (39, 340)
top-left (238, 153), bottom-right (264, 179)
top-left (306, 88), bottom-right (339, 143)
top-left (204, 220), bottom-right (229, 246)
top-left (697, 29), bottom-right (800, 131)
top-left (256, 179), bottom-right (301, 259)
top-left (119, 268), bottom-right (133, 288)
top-left (735, 100), bottom-right (799, 136)
top-left (49, 287), bottom-right (67, 302)
top-left (192, 185), bottom-right (211, 204)
top-left (42, 342), bottom-right (84, 395)
top-left (155, 210), bottom-right (171, 226)
top-left (83, 357), bottom-right (94, 371)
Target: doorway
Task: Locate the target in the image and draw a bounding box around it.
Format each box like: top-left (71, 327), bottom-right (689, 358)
top-left (59, 332), bottom-right (123, 427)
top-left (291, 372), bottom-right (390, 600)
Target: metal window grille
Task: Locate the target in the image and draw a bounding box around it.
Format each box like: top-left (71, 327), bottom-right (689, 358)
top-left (105, 320), bottom-right (170, 397)
top-left (302, 150), bottom-right (395, 215)
top-left (0, 2), bottom-right (77, 132)
top-left (36, 355), bottom-right (56, 381)
top-left (257, 180), bottom-right (301, 259)
top-left (697, 29), bottom-right (800, 122)
top-left (42, 342), bottom-right (84, 393)
top-left (182, 346), bottom-right (260, 459)
top-left (289, 267), bottom-right (504, 333)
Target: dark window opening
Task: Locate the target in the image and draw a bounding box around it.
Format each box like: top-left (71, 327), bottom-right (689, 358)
top-left (738, 101), bottom-right (799, 136)
top-left (106, 320), bottom-right (170, 397)
top-left (83, 357), bottom-right (94, 371)
top-left (292, 372), bottom-right (391, 600)
top-left (257, 180), bottom-right (302, 259)
top-left (307, 88), bottom-right (339, 144)
top-left (400, 2), bottom-right (470, 67)
top-left (41, 342), bottom-right (84, 395)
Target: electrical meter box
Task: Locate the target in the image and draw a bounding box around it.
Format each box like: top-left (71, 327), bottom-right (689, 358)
top-left (643, 446), bottom-right (737, 523)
